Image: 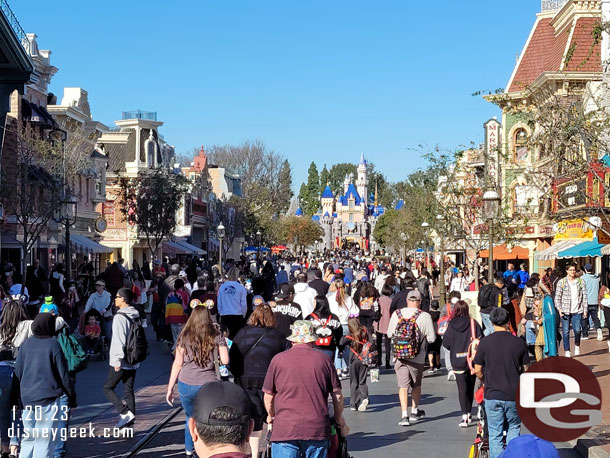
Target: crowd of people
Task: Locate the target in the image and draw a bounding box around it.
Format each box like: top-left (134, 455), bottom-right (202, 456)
top-left (0, 251), bottom-right (605, 458)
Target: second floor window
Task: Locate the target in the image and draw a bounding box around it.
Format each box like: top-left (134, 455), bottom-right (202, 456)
top-left (514, 128), bottom-right (528, 164)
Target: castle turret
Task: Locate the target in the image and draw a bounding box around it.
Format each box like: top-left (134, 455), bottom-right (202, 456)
top-left (357, 153), bottom-right (367, 205)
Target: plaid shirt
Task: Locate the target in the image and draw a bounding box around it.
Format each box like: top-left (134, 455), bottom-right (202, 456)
top-left (554, 277), bottom-right (587, 315)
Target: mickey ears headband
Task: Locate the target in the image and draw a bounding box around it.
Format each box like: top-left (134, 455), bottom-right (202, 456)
top-left (190, 299), bottom-right (215, 309)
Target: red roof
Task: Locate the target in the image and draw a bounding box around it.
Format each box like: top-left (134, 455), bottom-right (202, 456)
top-left (508, 15), bottom-right (601, 93)
top-left (192, 146), bottom-right (207, 172)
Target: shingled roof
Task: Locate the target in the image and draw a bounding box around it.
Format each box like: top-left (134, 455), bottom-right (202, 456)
top-left (105, 129), bottom-right (136, 173)
top-left (507, 13), bottom-right (601, 93)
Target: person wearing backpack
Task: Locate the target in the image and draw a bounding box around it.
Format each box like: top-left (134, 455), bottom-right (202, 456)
top-left (416, 270), bottom-right (433, 312)
top-left (307, 296), bottom-right (343, 361)
top-left (103, 288), bottom-right (142, 428)
top-left (441, 300), bottom-right (483, 428)
top-left (341, 318), bottom-right (375, 412)
top-left (387, 290), bottom-right (436, 426)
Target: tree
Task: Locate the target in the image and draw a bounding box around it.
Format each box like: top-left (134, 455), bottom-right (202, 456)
top-left (206, 139), bottom-right (289, 235)
top-left (114, 168), bottom-right (190, 260)
top-left (277, 160), bottom-right (293, 215)
top-left (327, 163), bottom-right (357, 196)
top-left (269, 216), bottom-right (323, 254)
top-left (0, 124), bottom-right (94, 282)
top-left (319, 165), bottom-right (330, 194)
top-left (299, 162), bottom-right (320, 215)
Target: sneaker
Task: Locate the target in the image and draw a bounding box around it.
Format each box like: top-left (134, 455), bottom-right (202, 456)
top-left (459, 415), bottom-right (469, 428)
top-left (447, 370), bottom-right (456, 381)
top-left (350, 407), bottom-right (357, 411)
top-left (565, 351), bottom-right (571, 358)
top-left (477, 405), bottom-right (483, 421)
top-left (467, 413), bottom-right (472, 424)
top-left (142, 319), bottom-right (148, 328)
top-left (409, 409), bottom-right (426, 423)
top-left (574, 346), bottom-right (581, 356)
top-left (358, 398), bottom-right (369, 412)
top-left (597, 329), bottom-right (603, 341)
top-left (426, 369), bottom-right (436, 375)
top-left (185, 451), bottom-right (193, 457)
top-left (116, 410), bottom-right (135, 428)
top-left (581, 335), bottom-right (589, 340)
top-left (398, 416), bottom-right (410, 426)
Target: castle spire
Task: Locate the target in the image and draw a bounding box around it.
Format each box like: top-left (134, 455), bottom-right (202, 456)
top-left (374, 180), bottom-right (378, 207)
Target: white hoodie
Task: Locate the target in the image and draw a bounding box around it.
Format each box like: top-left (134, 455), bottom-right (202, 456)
top-left (293, 282), bottom-right (317, 318)
top-left (327, 290), bottom-right (359, 325)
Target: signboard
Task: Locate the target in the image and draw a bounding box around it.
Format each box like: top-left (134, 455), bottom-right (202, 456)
top-left (102, 228), bottom-right (126, 241)
top-left (554, 219), bottom-right (594, 241)
top-left (555, 179), bottom-right (587, 211)
top-left (484, 118), bottom-right (501, 190)
top-left (598, 222), bottom-right (610, 244)
top-left (102, 202), bottom-right (115, 227)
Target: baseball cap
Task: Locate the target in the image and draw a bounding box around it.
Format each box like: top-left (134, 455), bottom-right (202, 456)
top-left (276, 283), bottom-right (295, 300)
top-left (407, 290), bottom-right (422, 301)
top-left (498, 434), bottom-right (559, 458)
top-left (95, 279), bottom-right (106, 287)
top-left (584, 263), bottom-right (592, 272)
top-left (191, 381), bottom-right (251, 426)
top-left (490, 307), bottom-right (510, 326)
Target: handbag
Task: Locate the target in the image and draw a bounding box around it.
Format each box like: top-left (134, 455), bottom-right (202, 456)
top-left (466, 318), bottom-right (480, 375)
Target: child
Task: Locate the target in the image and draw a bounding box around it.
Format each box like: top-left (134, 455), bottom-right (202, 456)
top-left (427, 299), bottom-right (442, 374)
top-left (165, 279), bottom-right (188, 349)
top-left (84, 315), bottom-right (102, 354)
top-left (341, 317), bottom-right (371, 412)
top-left (61, 281), bottom-right (80, 322)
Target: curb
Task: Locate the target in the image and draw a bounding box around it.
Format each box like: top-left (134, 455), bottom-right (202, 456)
top-left (570, 425), bottom-right (610, 458)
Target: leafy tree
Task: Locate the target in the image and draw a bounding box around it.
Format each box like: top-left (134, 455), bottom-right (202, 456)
top-left (319, 165), bottom-right (330, 194)
top-left (270, 216), bottom-right (323, 254)
top-left (114, 168), bottom-right (190, 260)
top-left (327, 163), bottom-right (357, 196)
top-left (298, 162), bottom-right (320, 215)
top-left (277, 160), bottom-right (293, 215)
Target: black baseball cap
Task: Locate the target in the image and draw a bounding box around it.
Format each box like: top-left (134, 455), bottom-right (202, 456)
top-left (490, 307), bottom-right (510, 326)
top-left (276, 283), bottom-right (295, 300)
top-left (192, 382), bottom-right (251, 426)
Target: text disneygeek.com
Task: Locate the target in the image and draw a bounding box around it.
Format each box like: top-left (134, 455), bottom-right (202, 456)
top-left (9, 423), bottom-right (133, 441)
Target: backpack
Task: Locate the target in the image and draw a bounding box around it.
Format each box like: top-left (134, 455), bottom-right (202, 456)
top-left (391, 309), bottom-right (422, 359)
top-left (437, 303), bottom-right (452, 336)
top-left (417, 277), bottom-right (430, 298)
top-left (346, 336), bottom-right (377, 366)
top-left (310, 313), bottom-right (333, 346)
top-left (57, 327), bottom-right (88, 373)
top-left (478, 284), bottom-right (493, 309)
top-left (121, 313), bottom-right (148, 365)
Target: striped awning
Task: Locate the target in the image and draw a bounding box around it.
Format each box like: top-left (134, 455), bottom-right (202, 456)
top-left (534, 240), bottom-right (580, 261)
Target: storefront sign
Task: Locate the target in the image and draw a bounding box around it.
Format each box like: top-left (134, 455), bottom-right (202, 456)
top-left (598, 222), bottom-right (610, 244)
top-left (555, 179), bottom-right (586, 211)
top-left (102, 202), bottom-right (115, 226)
top-left (484, 118), bottom-right (501, 190)
top-left (554, 219), bottom-right (594, 241)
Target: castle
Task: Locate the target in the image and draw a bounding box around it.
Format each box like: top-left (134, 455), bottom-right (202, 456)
top-left (297, 153), bottom-right (387, 251)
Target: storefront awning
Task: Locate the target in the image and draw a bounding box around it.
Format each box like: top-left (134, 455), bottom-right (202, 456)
top-left (479, 244), bottom-right (529, 260)
top-left (534, 240), bottom-right (581, 261)
top-left (557, 238), bottom-right (605, 259)
top-left (71, 234), bottom-right (113, 254)
top-left (163, 241), bottom-right (190, 255)
top-left (174, 240), bottom-right (205, 255)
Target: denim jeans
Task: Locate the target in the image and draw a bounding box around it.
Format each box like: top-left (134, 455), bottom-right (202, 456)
top-left (178, 381), bottom-right (202, 453)
top-left (484, 399), bottom-right (521, 458)
top-left (271, 439), bottom-right (330, 458)
top-left (0, 365), bottom-right (14, 448)
top-left (19, 398), bottom-right (61, 458)
top-left (442, 346), bottom-right (452, 371)
top-left (480, 313), bottom-right (494, 336)
top-left (334, 325), bottom-right (349, 371)
top-left (561, 313), bottom-right (582, 351)
top-left (581, 305), bottom-right (601, 336)
top-left (53, 394), bottom-right (70, 458)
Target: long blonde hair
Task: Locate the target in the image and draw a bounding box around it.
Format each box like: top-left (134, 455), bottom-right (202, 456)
top-left (331, 279), bottom-right (347, 308)
top-left (177, 307), bottom-right (218, 367)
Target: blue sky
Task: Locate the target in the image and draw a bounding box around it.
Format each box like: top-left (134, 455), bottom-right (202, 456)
top-left (13, 0), bottom-right (539, 189)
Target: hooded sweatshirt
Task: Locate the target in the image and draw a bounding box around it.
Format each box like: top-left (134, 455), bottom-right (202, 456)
top-left (15, 313), bottom-right (75, 407)
top-left (442, 315), bottom-right (483, 372)
top-left (293, 282), bottom-right (317, 318)
top-left (109, 306), bottom-right (141, 370)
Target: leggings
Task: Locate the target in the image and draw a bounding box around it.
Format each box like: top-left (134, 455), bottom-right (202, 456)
top-left (455, 372), bottom-right (476, 416)
top-left (375, 332), bottom-right (391, 364)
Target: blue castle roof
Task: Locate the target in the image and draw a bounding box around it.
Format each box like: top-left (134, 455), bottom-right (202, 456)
top-left (340, 183), bottom-right (362, 206)
top-left (311, 215), bottom-right (320, 222)
top-left (321, 185), bottom-right (334, 199)
top-left (295, 208), bottom-right (303, 216)
top-left (323, 211), bottom-right (330, 217)
top-left (395, 199), bottom-right (405, 210)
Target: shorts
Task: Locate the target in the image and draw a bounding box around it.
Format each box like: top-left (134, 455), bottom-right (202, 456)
top-left (395, 359), bottom-right (424, 389)
top-left (427, 335), bottom-right (442, 355)
top-left (245, 387), bottom-right (266, 431)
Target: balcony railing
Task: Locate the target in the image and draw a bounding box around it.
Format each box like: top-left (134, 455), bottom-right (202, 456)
top-left (0, 0), bottom-right (30, 55)
top-left (541, 0), bottom-right (568, 12)
top-left (122, 110), bottom-right (157, 121)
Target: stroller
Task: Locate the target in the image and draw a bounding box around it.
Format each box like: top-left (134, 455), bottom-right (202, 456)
top-left (469, 387), bottom-right (489, 458)
top-left (79, 308), bottom-right (109, 361)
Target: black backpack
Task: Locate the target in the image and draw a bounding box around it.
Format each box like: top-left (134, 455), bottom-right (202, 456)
top-left (417, 277), bottom-right (430, 298)
top-left (121, 313), bottom-right (148, 365)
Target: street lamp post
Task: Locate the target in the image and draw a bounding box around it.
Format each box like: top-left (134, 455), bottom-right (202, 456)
top-left (54, 195), bottom-right (78, 282)
top-left (400, 232), bottom-right (407, 266)
top-left (436, 214), bottom-right (446, 305)
top-left (217, 222), bottom-right (225, 276)
top-left (482, 190), bottom-right (501, 285)
top-left (256, 230), bottom-right (262, 260)
top-left (421, 221), bottom-right (430, 270)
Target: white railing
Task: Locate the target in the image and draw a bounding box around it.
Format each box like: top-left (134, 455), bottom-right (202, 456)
top-left (541, 0), bottom-right (569, 12)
